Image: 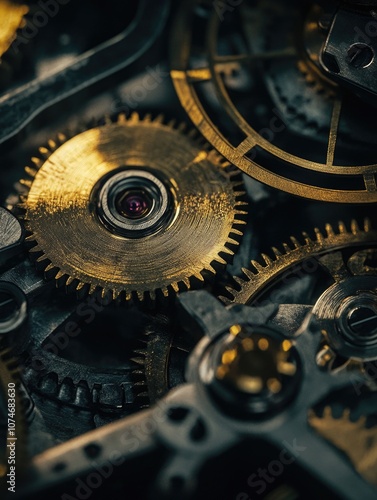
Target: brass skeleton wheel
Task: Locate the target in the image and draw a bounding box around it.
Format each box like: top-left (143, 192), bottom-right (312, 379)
top-left (171, 0), bottom-right (377, 203)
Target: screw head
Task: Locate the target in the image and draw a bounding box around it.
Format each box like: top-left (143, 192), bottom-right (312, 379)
top-left (347, 43), bottom-right (374, 68)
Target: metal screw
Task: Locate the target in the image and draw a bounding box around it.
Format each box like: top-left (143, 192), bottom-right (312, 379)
top-left (347, 43), bottom-right (374, 68)
top-left (348, 306), bottom-right (377, 336)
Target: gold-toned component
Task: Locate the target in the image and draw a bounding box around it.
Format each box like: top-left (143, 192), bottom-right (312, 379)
top-left (309, 406), bottom-right (377, 487)
top-left (215, 332), bottom-right (297, 395)
top-left (171, 1), bottom-right (377, 203)
top-left (221, 219), bottom-right (377, 305)
top-left (0, 0), bottom-right (28, 58)
top-left (258, 338), bottom-right (269, 351)
top-left (229, 324), bottom-right (242, 336)
top-left (282, 340), bottom-right (292, 352)
top-left (267, 377), bottom-right (282, 394)
top-left (277, 361), bottom-right (297, 376)
top-left (17, 113), bottom-right (247, 302)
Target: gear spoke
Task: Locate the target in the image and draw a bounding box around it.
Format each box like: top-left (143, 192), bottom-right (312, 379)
top-left (269, 415), bottom-right (377, 500)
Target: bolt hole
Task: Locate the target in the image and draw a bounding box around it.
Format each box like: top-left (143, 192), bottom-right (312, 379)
top-left (347, 43), bottom-right (374, 69)
top-left (189, 418), bottom-right (207, 442)
top-left (84, 443), bottom-right (102, 459)
top-left (167, 406), bottom-right (190, 422)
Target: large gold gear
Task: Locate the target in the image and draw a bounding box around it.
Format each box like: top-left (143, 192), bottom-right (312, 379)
top-left (309, 406), bottom-right (377, 487)
top-left (170, 0), bottom-right (377, 203)
top-left (17, 113), bottom-right (247, 302)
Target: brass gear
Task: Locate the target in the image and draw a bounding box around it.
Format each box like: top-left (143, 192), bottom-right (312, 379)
top-left (17, 113), bottom-right (247, 302)
top-left (308, 406), bottom-right (377, 487)
top-left (171, 0), bottom-right (377, 203)
top-left (221, 219), bottom-right (376, 306)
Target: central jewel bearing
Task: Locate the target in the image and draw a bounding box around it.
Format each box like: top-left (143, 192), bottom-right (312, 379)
top-left (95, 169), bottom-right (173, 238)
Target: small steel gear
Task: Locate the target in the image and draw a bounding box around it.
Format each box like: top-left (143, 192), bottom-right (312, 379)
top-left (309, 406), bottom-right (377, 487)
top-left (16, 113), bottom-right (247, 302)
top-left (0, 0), bottom-right (29, 85)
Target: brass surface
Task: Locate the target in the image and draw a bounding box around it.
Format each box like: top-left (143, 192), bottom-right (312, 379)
top-left (18, 113), bottom-right (247, 301)
top-left (221, 219), bottom-right (377, 306)
top-left (309, 406), bottom-right (377, 487)
top-left (170, 0), bottom-right (377, 203)
top-left (0, 0), bottom-right (28, 58)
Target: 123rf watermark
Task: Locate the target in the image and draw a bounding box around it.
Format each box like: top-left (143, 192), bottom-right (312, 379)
top-left (6, 383), bottom-right (18, 493)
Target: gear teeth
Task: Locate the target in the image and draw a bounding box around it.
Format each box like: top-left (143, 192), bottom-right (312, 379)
top-left (38, 146), bottom-right (50, 158)
top-left (117, 112), bottom-right (127, 124)
top-left (314, 227), bottom-right (324, 242)
top-left (271, 247), bottom-right (282, 259)
top-left (129, 111), bottom-right (140, 123)
top-left (57, 133), bottom-right (67, 143)
top-left (290, 236), bottom-right (301, 248)
top-left (364, 218), bottom-right (372, 232)
top-left (261, 253), bottom-right (273, 266)
top-left (338, 221), bottom-right (347, 234)
top-left (350, 219), bottom-right (359, 234)
top-left (241, 267), bottom-right (255, 280)
top-left (25, 166), bottom-right (38, 178)
top-left (29, 243), bottom-right (42, 253)
top-left (302, 232), bottom-right (312, 244)
top-left (250, 260), bottom-right (265, 273)
top-left (31, 157), bottom-right (43, 169)
top-left (325, 223), bottom-right (335, 237)
top-left (131, 357), bottom-right (145, 365)
top-left (153, 114), bottom-right (165, 124)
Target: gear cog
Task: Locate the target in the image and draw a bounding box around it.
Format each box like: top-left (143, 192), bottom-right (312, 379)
top-left (16, 112), bottom-right (247, 303)
top-left (309, 406), bottom-right (377, 487)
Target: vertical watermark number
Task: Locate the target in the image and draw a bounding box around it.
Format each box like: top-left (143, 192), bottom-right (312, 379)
top-left (6, 383), bottom-right (17, 494)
